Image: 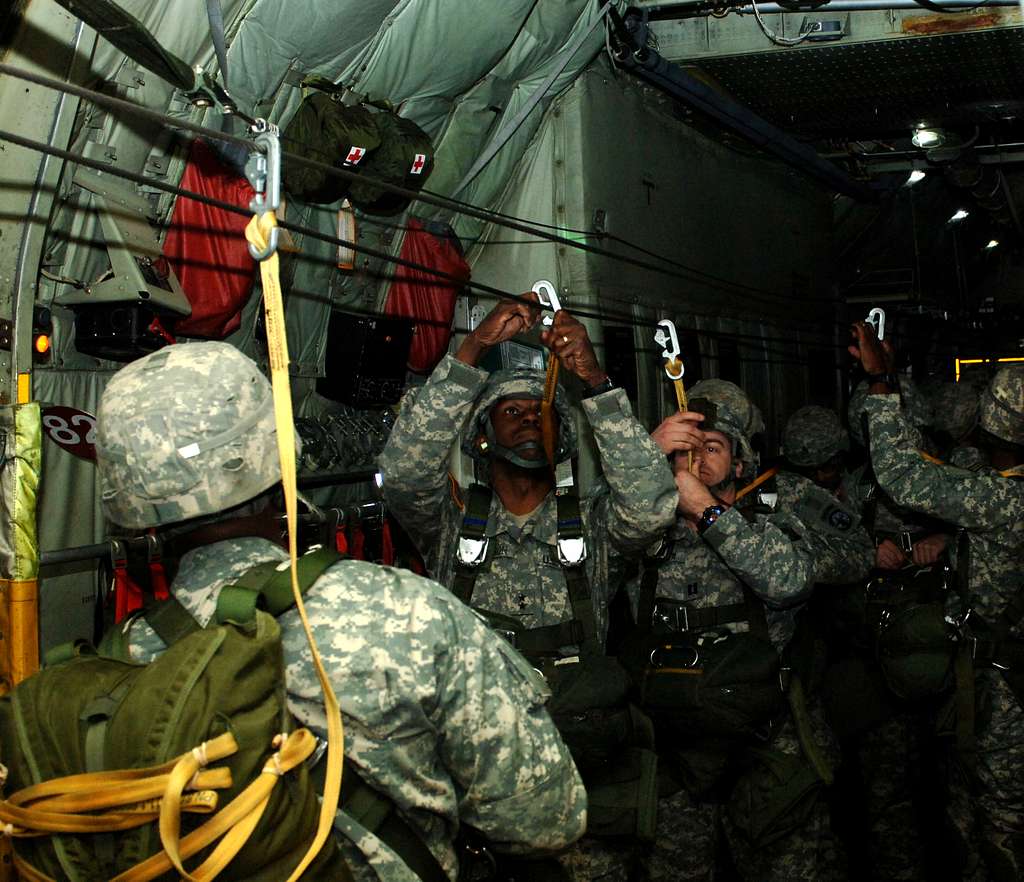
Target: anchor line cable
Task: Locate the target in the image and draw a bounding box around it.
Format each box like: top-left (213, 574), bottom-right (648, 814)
top-left (0, 60), bottom-right (875, 315)
top-left (0, 125), bottom-right (959, 364)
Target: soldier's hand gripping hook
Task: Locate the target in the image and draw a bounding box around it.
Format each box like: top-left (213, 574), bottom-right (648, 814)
top-left (532, 280), bottom-right (562, 327)
top-left (655, 319), bottom-right (694, 470)
top-left (533, 280), bottom-right (563, 473)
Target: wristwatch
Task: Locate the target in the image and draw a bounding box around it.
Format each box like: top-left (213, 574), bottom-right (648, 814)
top-left (698, 504), bottom-right (726, 535)
top-left (865, 371), bottom-right (899, 388)
top-left (581, 377), bottom-right (616, 399)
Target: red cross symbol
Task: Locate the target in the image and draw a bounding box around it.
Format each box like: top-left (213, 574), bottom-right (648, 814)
top-left (410, 153), bottom-right (427, 175)
top-left (345, 146), bottom-right (366, 165)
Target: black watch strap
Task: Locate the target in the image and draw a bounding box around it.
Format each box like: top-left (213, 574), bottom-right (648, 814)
top-left (581, 377), bottom-right (616, 399)
top-left (698, 504), bottom-right (726, 535)
top-left (866, 372), bottom-right (899, 387)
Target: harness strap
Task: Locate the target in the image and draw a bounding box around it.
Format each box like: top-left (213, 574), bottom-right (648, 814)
top-left (734, 467), bottom-right (779, 503)
top-left (215, 547), bottom-right (342, 625)
top-left (454, 484), bottom-right (600, 654)
top-left (634, 541), bottom-right (770, 638)
top-left (556, 492), bottom-right (599, 655)
top-left (311, 759), bottom-right (449, 882)
top-left (451, 483), bottom-right (493, 604)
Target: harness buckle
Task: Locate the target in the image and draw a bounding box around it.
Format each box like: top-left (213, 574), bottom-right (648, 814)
top-left (456, 536), bottom-right (489, 567)
top-left (493, 629), bottom-right (518, 647)
top-left (653, 601), bottom-right (691, 632)
top-left (899, 531), bottom-right (915, 554)
top-left (556, 536), bottom-right (587, 567)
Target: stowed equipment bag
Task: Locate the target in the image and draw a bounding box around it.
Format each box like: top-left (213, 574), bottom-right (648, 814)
top-left (281, 91), bottom-right (381, 204)
top-left (281, 83), bottom-right (434, 213)
top-left (0, 612), bottom-right (342, 882)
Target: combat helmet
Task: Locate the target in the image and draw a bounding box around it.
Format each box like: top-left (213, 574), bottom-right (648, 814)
top-left (95, 342), bottom-right (281, 528)
top-left (461, 367), bottom-right (577, 469)
top-left (923, 381), bottom-right (980, 444)
top-left (979, 366), bottom-right (1024, 446)
top-left (783, 405), bottom-right (849, 468)
top-left (687, 378), bottom-right (762, 477)
top-left (848, 376), bottom-right (933, 447)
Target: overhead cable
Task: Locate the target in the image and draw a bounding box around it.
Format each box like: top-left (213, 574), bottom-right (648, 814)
top-left (0, 124), bottom-right (960, 361)
top-left (0, 61), bottom-right (853, 310)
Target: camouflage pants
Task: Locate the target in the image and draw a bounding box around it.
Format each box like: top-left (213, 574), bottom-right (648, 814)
top-left (947, 669), bottom-right (1024, 882)
top-left (559, 836), bottom-right (639, 882)
top-left (642, 789), bottom-right (719, 882)
top-left (857, 715), bottom-right (928, 881)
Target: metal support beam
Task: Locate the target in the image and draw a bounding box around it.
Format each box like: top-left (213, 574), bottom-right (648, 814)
top-left (613, 24), bottom-right (876, 199)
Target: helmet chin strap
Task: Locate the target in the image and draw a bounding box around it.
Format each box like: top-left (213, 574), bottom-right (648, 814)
top-left (492, 441), bottom-right (550, 471)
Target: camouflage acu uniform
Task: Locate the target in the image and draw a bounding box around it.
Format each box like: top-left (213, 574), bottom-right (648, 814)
top-left (95, 343), bottom-right (588, 882)
top-left (631, 470), bottom-right (872, 882)
top-left (863, 388), bottom-right (1024, 881)
top-left (125, 541), bottom-right (586, 882)
top-left (379, 353), bottom-right (678, 650)
top-left (379, 354), bottom-right (677, 881)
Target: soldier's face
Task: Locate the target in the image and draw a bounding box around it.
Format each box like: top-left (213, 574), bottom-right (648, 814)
top-left (687, 430), bottom-right (741, 488)
top-left (488, 397), bottom-right (552, 461)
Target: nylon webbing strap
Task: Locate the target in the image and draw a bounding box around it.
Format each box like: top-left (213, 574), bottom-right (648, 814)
top-left (142, 597), bottom-right (201, 649)
top-left (245, 212), bottom-right (341, 882)
top-left (514, 620), bottom-right (585, 655)
top-left (451, 483), bottom-right (493, 604)
top-left (556, 493), bottom-right (598, 654)
top-left (216, 547), bottom-right (342, 624)
top-left (321, 761), bottom-right (448, 882)
top-left (742, 584), bottom-right (771, 641)
top-left (955, 528), bottom-right (973, 611)
top-left (541, 358), bottom-right (559, 470)
top-left (734, 467), bottom-right (779, 504)
top-left (636, 560), bottom-right (660, 636)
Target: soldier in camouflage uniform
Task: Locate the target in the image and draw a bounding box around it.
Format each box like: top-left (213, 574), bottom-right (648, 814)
top-left (637, 379), bottom-right (872, 882)
top-left (851, 323), bottom-right (1024, 881)
top-left (379, 294), bottom-right (677, 881)
top-left (844, 379), bottom-right (952, 570)
top-left (94, 342), bottom-right (588, 882)
top-left (782, 405), bottom-right (850, 494)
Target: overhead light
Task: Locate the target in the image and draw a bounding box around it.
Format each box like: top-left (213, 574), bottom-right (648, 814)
top-left (986, 239), bottom-right (999, 250)
top-left (911, 126), bottom-right (946, 149)
top-left (374, 471), bottom-right (384, 489)
top-left (949, 209), bottom-right (969, 223)
top-left (906, 170), bottom-right (926, 185)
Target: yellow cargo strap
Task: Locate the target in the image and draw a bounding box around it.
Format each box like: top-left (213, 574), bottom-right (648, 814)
top-left (734, 467), bottom-right (779, 503)
top-left (541, 356), bottom-right (559, 469)
top-left (245, 210), bottom-right (343, 882)
top-left (665, 357), bottom-right (693, 473)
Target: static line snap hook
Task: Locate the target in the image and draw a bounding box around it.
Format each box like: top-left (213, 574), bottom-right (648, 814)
top-left (246, 123), bottom-right (282, 261)
top-left (866, 307), bottom-right (886, 342)
top-left (532, 279), bottom-right (562, 327)
top-left (655, 318), bottom-right (684, 380)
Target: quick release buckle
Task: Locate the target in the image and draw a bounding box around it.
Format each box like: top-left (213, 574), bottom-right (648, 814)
top-left (653, 601), bottom-right (690, 633)
top-left (556, 536), bottom-right (587, 567)
top-left (493, 629), bottom-right (518, 647)
top-left (456, 536), bottom-right (489, 567)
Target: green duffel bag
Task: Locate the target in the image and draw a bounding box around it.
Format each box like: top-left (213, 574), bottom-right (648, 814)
top-left (348, 111), bottom-right (434, 216)
top-left (727, 746), bottom-right (825, 849)
top-left (0, 612), bottom-right (344, 882)
top-left (620, 629), bottom-right (786, 739)
top-left (281, 92), bottom-right (381, 204)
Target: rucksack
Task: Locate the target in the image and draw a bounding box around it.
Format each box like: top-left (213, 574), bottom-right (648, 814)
top-left (347, 111), bottom-right (434, 216)
top-left (0, 612), bottom-right (345, 882)
top-left (281, 92), bottom-right (381, 204)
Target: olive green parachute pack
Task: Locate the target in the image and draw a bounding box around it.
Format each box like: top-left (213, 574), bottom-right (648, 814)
top-left (281, 82), bottom-right (434, 214)
top-left (0, 612), bottom-right (344, 882)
